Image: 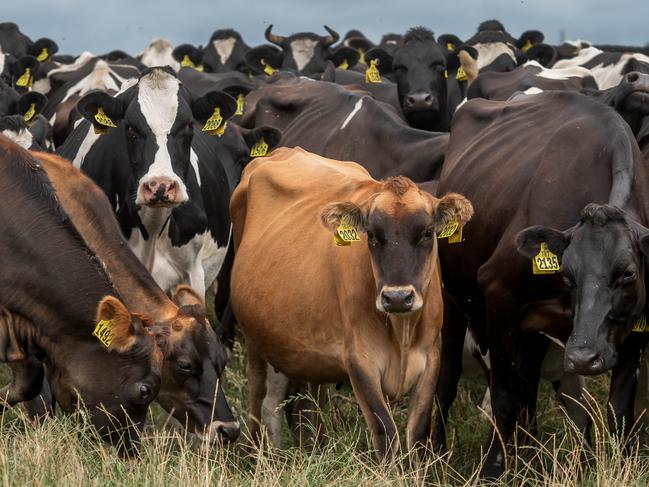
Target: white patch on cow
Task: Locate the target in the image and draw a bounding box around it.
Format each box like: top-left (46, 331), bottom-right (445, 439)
top-left (47, 51), bottom-right (95, 77)
top-left (0, 49), bottom-right (5, 75)
top-left (586, 52), bottom-right (649, 89)
top-left (473, 42), bottom-right (516, 71)
top-left (2, 129), bottom-right (32, 149)
top-left (60, 60), bottom-right (133, 104)
top-left (525, 60), bottom-right (595, 82)
top-left (290, 38), bottom-right (319, 71)
top-left (552, 46), bottom-right (602, 70)
top-left (72, 125), bottom-right (100, 168)
top-left (128, 206), bottom-right (227, 296)
top-left (32, 77), bottom-right (51, 94)
top-left (340, 98), bottom-right (364, 130)
top-left (190, 148), bottom-right (201, 186)
top-left (522, 87), bottom-right (544, 95)
top-left (138, 37), bottom-right (180, 71)
top-left (212, 37), bottom-right (236, 65)
top-left (136, 70), bottom-right (189, 205)
top-left (455, 97), bottom-right (468, 112)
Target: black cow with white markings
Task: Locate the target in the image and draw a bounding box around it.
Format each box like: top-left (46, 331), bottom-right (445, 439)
top-left (201, 29), bottom-right (250, 74)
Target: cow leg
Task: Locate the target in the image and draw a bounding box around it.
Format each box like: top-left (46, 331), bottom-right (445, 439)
top-left (286, 382), bottom-right (327, 451)
top-left (0, 356), bottom-right (45, 412)
top-left (246, 348), bottom-right (268, 445)
top-left (607, 337), bottom-right (647, 441)
top-left (407, 335), bottom-right (441, 455)
top-left (347, 358), bottom-right (399, 462)
top-left (261, 365), bottom-right (289, 448)
top-left (21, 376), bottom-right (54, 421)
top-left (431, 290), bottom-right (467, 452)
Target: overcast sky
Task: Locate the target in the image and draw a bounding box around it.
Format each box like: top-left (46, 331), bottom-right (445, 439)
top-left (4, 0), bottom-right (648, 55)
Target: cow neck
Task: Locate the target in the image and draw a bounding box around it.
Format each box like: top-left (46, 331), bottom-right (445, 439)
top-left (37, 154), bottom-right (178, 323)
top-left (386, 310), bottom-right (421, 400)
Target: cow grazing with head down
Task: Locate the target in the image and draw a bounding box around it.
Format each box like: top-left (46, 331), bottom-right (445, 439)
top-left (230, 146), bottom-right (473, 461)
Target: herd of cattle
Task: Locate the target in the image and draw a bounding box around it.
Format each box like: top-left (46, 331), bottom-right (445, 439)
top-left (1, 17), bottom-right (649, 479)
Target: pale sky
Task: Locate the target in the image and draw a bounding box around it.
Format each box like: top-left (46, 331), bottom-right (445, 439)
top-left (4, 0), bottom-right (648, 55)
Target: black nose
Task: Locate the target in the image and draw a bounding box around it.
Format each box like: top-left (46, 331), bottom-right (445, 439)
top-left (405, 92), bottom-right (434, 110)
top-left (565, 347), bottom-right (604, 374)
top-left (381, 289), bottom-right (415, 313)
top-left (217, 423), bottom-right (240, 444)
top-left (627, 72), bottom-right (639, 83)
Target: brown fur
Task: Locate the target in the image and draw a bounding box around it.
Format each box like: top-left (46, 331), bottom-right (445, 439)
top-left (459, 50), bottom-right (479, 85)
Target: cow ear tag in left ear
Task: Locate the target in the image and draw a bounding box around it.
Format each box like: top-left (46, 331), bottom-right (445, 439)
top-left (235, 94), bottom-right (245, 115)
top-left (456, 66), bottom-right (468, 81)
top-left (93, 319), bottom-right (115, 348)
top-left (23, 103), bottom-right (36, 125)
top-left (37, 47), bottom-right (49, 62)
top-left (532, 243), bottom-right (560, 275)
top-left (94, 107), bottom-right (117, 134)
top-left (365, 59), bottom-right (382, 84)
top-left (16, 68), bottom-right (32, 88)
top-left (334, 218), bottom-right (361, 246)
top-left (250, 137), bottom-right (269, 157)
top-left (202, 107), bottom-right (223, 136)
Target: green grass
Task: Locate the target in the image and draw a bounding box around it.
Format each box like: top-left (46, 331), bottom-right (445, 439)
top-left (1, 340), bottom-right (649, 486)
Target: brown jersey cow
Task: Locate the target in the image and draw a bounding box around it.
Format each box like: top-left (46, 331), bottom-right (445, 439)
top-left (230, 147), bottom-right (472, 460)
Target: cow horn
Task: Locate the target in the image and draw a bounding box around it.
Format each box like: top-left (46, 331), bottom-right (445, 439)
top-left (322, 26), bottom-right (340, 47)
top-left (265, 25), bottom-right (285, 46)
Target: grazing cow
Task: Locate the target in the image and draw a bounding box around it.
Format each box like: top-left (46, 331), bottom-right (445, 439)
top-left (241, 73), bottom-right (448, 182)
top-left (246, 25), bottom-right (358, 75)
top-left (468, 60), bottom-right (598, 101)
top-left (433, 89), bottom-right (649, 478)
top-left (201, 29), bottom-right (250, 73)
top-left (57, 67), bottom-right (280, 334)
top-left (230, 146), bottom-right (473, 460)
top-left (15, 152), bottom-right (239, 443)
top-left (139, 38), bottom-right (180, 71)
top-left (365, 27), bottom-right (477, 131)
top-left (0, 135), bottom-right (162, 452)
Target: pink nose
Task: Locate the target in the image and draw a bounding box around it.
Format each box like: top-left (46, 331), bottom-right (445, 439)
top-left (140, 177), bottom-right (178, 205)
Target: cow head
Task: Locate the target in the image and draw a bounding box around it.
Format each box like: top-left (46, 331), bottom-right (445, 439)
top-left (47, 296), bottom-right (163, 452)
top-left (201, 29), bottom-right (250, 73)
top-left (77, 68), bottom-right (237, 208)
top-left (517, 204), bottom-right (649, 375)
top-left (0, 83), bottom-right (48, 149)
top-left (321, 177), bottom-right (473, 314)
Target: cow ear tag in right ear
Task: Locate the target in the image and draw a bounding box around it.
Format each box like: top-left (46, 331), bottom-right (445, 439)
top-left (438, 218), bottom-right (463, 243)
top-left (338, 59), bottom-right (349, 70)
top-left (521, 39), bottom-right (533, 52)
top-left (633, 314), bottom-right (649, 333)
top-left (37, 47), bottom-right (49, 62)
top-left (365, 59), bottom-right (382, 84)
top-left (334, 218), bottom-right (361, 246)
top-left (250, 137), bottom-right (269, 157)
top-left (261, 59), bottom-right (275, 76)
top-left (532, 243), bottom-right (560, 274)
top-left (16, 68), bottom-right (32, 88)
top-left (235, 94), bottom-right (245, 115)
top-left (23, 103), bottom-right (36, 125)
top-left (202, 107), bottom-right (223, 135)
top-left (456, 66), bottom-right (468, 81)
top-left (93, 319), bottom-right (115, 348)
top-left (447, 42), bottom-right (455, 51)
top-left (94, 107), bottom-right (117, 134)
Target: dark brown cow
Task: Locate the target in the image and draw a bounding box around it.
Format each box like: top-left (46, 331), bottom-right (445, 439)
top-left (433, 90), bottom-right (649, 479)
top-left (230, 147), bottom-right (472, 460)
top-left (0, 135), bottom-right (162, 451)
top-left (22, 152), bottom-right (240, 444)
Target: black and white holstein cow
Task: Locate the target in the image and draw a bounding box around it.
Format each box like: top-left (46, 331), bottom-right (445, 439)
top-left (138, 38), bottom-right (180, 71)
top-left (0, 78), bottom-right (51, 150)
top-left (58, 67), bottom-right (280, 332)
top-left (201, 29), bottom-right (250, 74)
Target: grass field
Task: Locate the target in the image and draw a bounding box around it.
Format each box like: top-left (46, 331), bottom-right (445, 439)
top-left (1, 339), bottom-right (649, 486)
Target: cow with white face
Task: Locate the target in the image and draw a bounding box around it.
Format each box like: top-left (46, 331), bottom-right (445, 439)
top-left (57, 66), bottom-right (281, 328)
top-left (201, 29), bottom-right (250, 74)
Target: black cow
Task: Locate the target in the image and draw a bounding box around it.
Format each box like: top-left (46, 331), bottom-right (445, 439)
top-left (201, 29), bottom-right (250, 73)
top-left (0, 79), bottom-right (50, 150)
top-left (57, 67), bottom-right (279, 340)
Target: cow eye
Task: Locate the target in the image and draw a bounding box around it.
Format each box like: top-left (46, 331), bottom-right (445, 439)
top-left (138, 383), bottom-right (153, 402)
top-left (177, 360), bottom-right (193, 374)
top-left (366, 230), bottom-right (378, 246)
top-left (621, 269), bottom-right (636, 282)
top-left (421, 228), bottom-right (435, 241)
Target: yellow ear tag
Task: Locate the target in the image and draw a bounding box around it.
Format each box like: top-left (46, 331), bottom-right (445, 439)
top-left (181, 54), bottom-right (196, 69)
top-left (338, 59), bottom-right (349, 70)
top-left (633, 314), bottom-right (649, 332)
top-left (261, 59), bottom-right (275, 76)
top-left (334, 221), bottom-right (361, 246)
top-left (235, 93), bottom-right (245, 116)
top-left (365, 59), bottom-right (382, 84)
top-left (202, 107), bottom-right (223, 133)
top-left (23, 103), bottom-right (36, 123)
top-left (444, 70), bottom-right (448, 79)
top-left (522, 39), bottom-right (533, 52)
top-left (210, 121), bottom-right (227, 137)
top-left (250, 137), bottom-right (269, 157)
top-left (358, 49), bottom-right (366, 65)
top-left (447, 42), bottom-right (455, 51)
top-left (456, 66), bottom-right (468, 81)
top-left (94, 107), bottom-right (117, 128)
top-left (532, 243), bottom-right (560, 275)
top-left (16, 68), bottom-right (32, 87)
top-left (93, 319), bottom-right (115, 348)
top-left (438, 219), bottom-right (459, 239)
top-left (36, 47), bottom-right (49, 62)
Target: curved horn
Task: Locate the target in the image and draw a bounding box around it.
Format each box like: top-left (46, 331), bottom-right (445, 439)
top-left (265, 24), bottom-right (285, 47)
top-left (322, 25), bottom-right (340, 47)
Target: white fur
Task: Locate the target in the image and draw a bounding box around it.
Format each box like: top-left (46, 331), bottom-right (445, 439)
top-left (290, 38), bottom-right (319, 71)
top-left (525, 60), bottom-right (595, 82)
top-left (473, 42), bottom-right (516, 71)
top-left (522, 87), bottom-right (544, 95)
top-left (139, 37), bottom-right (180, 71)
top-left (72, 125), bottom-right (100, 168)
top-left (190, 148), bottom-right (201, 186)
top-left (0, 49), bottom-right (6, 77)
top-left (212, 38), bottom-right (236, 65)
top-left (61, 60), bottom-right (130, 103)
top-left (135, 70), bottom-right (189, 205)
top-left (340, 98), bottom-right (363, 130)
top-left (2, 129), bottom-right (32, 149)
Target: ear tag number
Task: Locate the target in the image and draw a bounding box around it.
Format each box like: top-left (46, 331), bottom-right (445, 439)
top-left (532, 243), bottom-right (560, 274)
top-left (447, 42), bottom-right (455, 51)
top-left (202, 107), bottom-right (223, 134)
top-left (456, 66), bottom-right (468, 81)
top-left (235, 93), bottom-right (245, 115)
top-left (365, 59), bottom-right (382, 84)
top-left (23, 103), bottom-right (36, 124)
top-left (250, 137), bottom-right (269, 157)
top-left (521, 39), bottom-right (533, 52)
top-left (16, 68), bottom-right (32, 87)
top-left (338, 59), bottom-right (349, 70)
top-left (334, 221), bottom-right (361, 246)
top-left (633, 314), bottom-right (649, 333)
top-left (93, 319), bottom-right (115, 348)
top-left (261, 59), bottom-right (275, 76)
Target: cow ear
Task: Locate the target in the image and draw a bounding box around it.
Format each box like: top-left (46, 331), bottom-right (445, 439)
top-left (77, 91), bottom-right (125, 134)
top-left (245, 45), bottom-right (282, 76)
top-left (172, 44), bottom-right (204, 71)
top-left (517, 30), bottom-right (545, 51)
top-left (95, 296), bottom-right (146, 353)
top-left (241, 125), bottom-right (282, 157)
top-left (329, 46), bottom-right (360, 69)
top-left (192, 90), bottom-right (237, 134)
top-left (320, 201), bottom-right (368, 233)
top-left (527, 44), bottom-right (556, 68)
top-left (447, 46), bottom-right (479, 84)
top-left (171, 284), bottom-right (205, 307)
top-left (365, 47), bottom-right (393, 74)
top-left (516, 225), bottom-right (571, 259)
top-left (10, 55), bottom-right (39, 91)
top-left (16, 91), bottom-right (47, 124)
top-left (29, 38), bottom-right (58, 62)
top-left (432, 193), bottom-right (474, 233)
top-left (438, 34), bottom-right (463, 52)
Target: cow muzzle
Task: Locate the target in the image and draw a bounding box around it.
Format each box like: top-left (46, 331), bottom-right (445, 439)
top-left (564, 346), bottom-right (606, 375)
top-left (137, 177), bottom-right (184, 207)
top-left (404, 92), bottom-right (438, 112)
top-left (377, 285), bottom-right (422, 314)
top-left (195, 419), bottom-right (241, 445)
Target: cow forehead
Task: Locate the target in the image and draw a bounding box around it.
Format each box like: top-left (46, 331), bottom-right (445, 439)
top-left (395, 43), bottom-right (445, 64)
top-left (136, 71), bottom-right (182, 133)
top-left (290, 38), bottom-right (320, 71)
top-left (213, 37), bottom-right (237, 64)
top-left (371, 188), bottom-right (432, 218)
top-left (474, 42), bottom-right (516, 69)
